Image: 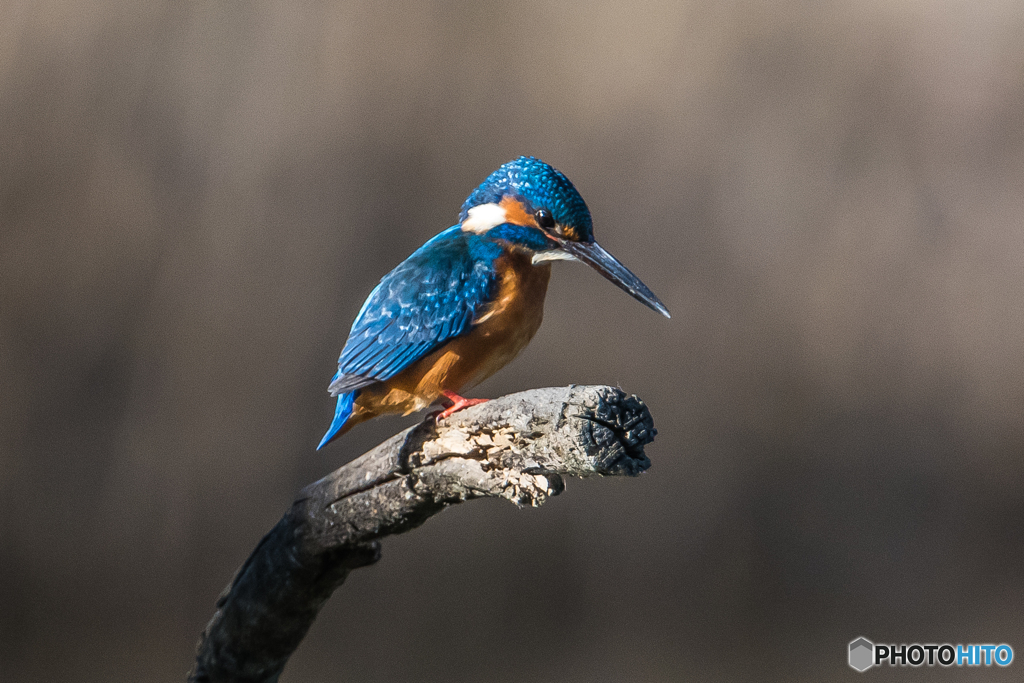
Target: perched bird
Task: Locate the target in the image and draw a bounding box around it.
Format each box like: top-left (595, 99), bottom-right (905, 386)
top-left (318, 156), bottom-right (669, 449)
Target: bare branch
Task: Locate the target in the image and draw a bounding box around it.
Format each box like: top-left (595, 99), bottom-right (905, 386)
top-left (188, 385), bottom-right (656, 683)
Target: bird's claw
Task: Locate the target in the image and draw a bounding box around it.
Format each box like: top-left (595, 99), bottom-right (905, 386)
top-left (435, 391), bottom-right (490, 421)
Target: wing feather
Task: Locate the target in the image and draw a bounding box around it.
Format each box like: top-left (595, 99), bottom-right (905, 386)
top-left (328, 228), bottom-right (499, 396)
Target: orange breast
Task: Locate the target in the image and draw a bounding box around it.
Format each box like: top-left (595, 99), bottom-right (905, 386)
top-left (454, 251), bottom-right (551, 389)
top-left (346, 251), bottom-right (551, 429)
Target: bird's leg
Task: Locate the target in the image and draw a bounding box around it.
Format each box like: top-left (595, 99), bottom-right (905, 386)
top-left (435, 390), bottom-right (490, 420)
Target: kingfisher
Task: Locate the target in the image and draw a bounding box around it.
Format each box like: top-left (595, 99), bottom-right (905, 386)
top-left (318, 156), bottom-right (669, 449)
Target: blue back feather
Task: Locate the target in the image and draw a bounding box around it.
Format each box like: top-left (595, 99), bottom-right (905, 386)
top-left (328, 226), bottom-right (501, 395)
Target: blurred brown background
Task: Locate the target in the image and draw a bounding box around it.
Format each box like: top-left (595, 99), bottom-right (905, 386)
top-left (2, 1), bottom-right (1023, 681)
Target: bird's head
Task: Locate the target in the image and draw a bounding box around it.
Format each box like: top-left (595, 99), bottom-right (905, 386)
top-left (459, 156), bottom-right (670, 318)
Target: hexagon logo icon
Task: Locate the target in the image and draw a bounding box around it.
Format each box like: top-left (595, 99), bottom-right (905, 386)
top-left (849, 637), bottom-right (874, 672)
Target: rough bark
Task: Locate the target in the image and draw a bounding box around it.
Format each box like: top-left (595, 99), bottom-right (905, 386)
top-left (188, 385), bottom-right (656, 683)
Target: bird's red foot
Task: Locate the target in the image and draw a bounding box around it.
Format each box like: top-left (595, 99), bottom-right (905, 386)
top-left (435, 391), bottom-right (489, 420)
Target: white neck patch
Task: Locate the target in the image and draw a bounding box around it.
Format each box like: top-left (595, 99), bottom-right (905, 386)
top-left (461, 203), bottom-right (507, 234)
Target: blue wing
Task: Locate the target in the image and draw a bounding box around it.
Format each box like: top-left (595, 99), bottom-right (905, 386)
top-left (328, 227), bottom-right (501, 395)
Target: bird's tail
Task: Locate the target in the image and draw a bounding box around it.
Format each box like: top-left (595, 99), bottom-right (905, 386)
top-left (317, 390), bottom-right (357, 450)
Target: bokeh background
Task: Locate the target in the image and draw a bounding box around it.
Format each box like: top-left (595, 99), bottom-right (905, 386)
top-left (3, 1), bottom-right (1024, 681)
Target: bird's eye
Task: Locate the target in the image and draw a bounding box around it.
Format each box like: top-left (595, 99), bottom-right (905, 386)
top-left (534, 209), bottom-right (556, 230)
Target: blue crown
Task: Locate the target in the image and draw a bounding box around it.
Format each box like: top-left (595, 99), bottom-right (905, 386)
top-left (459, 156), bottom-right (594, 241)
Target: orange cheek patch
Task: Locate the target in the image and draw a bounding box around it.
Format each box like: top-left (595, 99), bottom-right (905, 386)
top-left (499, 196), bottom-right (539, 228)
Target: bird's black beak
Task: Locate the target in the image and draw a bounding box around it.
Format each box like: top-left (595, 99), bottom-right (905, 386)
top-left (559, 240), bottom-right (671, 318)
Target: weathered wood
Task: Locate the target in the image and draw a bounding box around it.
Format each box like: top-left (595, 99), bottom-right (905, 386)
top-left (188, 385), bottom-right (656, 683)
